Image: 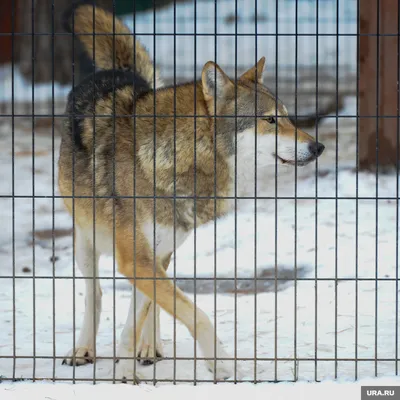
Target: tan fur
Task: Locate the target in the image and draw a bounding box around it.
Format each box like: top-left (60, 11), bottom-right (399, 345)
top-left (67, 4), bottom-right (161, 88)
top-left (58, 4), bottom-right (324, 380)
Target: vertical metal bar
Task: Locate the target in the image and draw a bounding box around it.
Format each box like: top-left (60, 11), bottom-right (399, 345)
top-left (132, 0), bottom-right (138, 382)
top-left (31, 0), bottom-right (36, 382)
top-left (152, 0), bottom-right (157, 385)
top-left (111, 0), bottom-right (117, 384)
top-left (314, 0), bottom-right (320, 382)
top-left (213, 0), bottom-right (217, 383)
top-left (294, 0), bottom-right (299, 382)
top-left (253, 0), bottom-right (259, 383)
top-left (192, 0), bottom-right (198, 386)
top-left (11, 0), bottom-right (16, 382)
top-left (71, 1), bottom-right (77, 383)
top-left (375, 0), bottom-right (380, 378)
top-left (234, 0), bottom-right (238, 384)
top-left (256, 0), bottom-right (261, 384)
top-left (173, 0), bottom-right (178, 385)
top-left (51, 0), bottom-right (56, 382)
top-left (355, 0), bottom-right (360, 381)
top-left (396, 0), bottom-right (400, 377)
top-left (91, 3), bottom-right (97, 384)
top-left (334, 0), bottom-right (340, 380)
top-left (274, 0), bottom-right (278, 383)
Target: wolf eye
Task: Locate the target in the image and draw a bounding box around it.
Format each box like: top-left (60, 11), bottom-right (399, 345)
top-left (264, 116), bottom-right (276, 124)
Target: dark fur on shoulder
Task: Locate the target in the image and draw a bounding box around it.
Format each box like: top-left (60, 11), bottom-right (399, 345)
top-left (65, 69), bottom-right (151, 151)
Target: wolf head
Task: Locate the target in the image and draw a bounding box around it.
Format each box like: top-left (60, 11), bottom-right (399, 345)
top-left (201, 57), bottom-right (325, 167)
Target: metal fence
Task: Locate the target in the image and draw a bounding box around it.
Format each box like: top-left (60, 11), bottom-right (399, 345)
top-left (0, 0), bottom-right (399, 386)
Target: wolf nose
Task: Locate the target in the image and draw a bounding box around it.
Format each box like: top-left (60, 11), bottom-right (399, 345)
top-left (308, 142), bottom-right (325, 158)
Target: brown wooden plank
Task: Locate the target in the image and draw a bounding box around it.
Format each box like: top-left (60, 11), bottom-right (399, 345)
top-left (0, 0), bottom-right (18, 65)
top-left (359, 0), bottom-right (400, 170)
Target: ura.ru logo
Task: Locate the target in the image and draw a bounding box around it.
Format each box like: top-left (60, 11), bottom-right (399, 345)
top-left (367, 390), bottom-right (395, 396)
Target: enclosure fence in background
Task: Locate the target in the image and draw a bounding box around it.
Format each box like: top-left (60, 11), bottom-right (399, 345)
top-left (0, 0), bottom-right (399, 385)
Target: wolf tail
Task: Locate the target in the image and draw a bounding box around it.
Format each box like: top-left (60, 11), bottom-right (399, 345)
top-left (63, 2), bottom-right (161, 88)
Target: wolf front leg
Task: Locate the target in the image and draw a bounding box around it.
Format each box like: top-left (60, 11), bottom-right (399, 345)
top-left (136, 299), bottom-right (163, 365)
top-left (116, 255), bottom-right (171, 378)
top-left (135, 254), bottom-right (171, 365)
top-left (115, 287), bottom-right (149, 384)
top-left (63, 227), bottom-right (102, 366)
top-left (116, 246), bottom-right (236, 381)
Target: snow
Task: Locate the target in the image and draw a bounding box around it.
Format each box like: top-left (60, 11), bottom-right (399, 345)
top-left (2, 377), bottom-right (400, 400)
top-left (0, 65), bottom-right (71, 103)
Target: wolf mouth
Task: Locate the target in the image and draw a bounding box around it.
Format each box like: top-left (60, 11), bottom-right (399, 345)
top-left (274, 153), bottom-right (310, 167)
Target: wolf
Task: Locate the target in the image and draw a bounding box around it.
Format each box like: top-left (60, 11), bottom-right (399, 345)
top-left (58, 2), bottom-right (325, 382)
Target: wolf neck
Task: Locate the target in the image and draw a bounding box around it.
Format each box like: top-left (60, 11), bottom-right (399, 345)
top-left (160, 82), bottom-right (255, 197)
top-left (171, 81), bottom-right (245, 188)
top-left (224, 132), bottom-right (258, 202)
top-left (150, 80), bottom-right (237, 161)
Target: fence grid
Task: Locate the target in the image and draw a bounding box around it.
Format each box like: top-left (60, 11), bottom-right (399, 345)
top-left (0, 0), bottom-right (399, 386)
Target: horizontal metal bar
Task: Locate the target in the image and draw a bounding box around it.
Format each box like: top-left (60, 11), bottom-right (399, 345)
top-left (0, 195), bottom-right (397, 201)
top-left (1, 114), bottom-right (395, 119)
top-left (0, 377), bottom-right (342, 384)
top-left (0, 276), bottom-right (397, 282)
top-left (0, 355), bottom-right (397, 362)
top-left (0, 32), bottom-right (376, 37)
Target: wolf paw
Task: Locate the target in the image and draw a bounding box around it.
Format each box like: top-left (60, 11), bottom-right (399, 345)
top-left (137, 340), bottom-right (163, 366)
top-left (62, 346), bottom-right (94, 366)
top-left (207, 358), bottom-right (240, 381)
top-left (115, 359), bottom-right (142, 384)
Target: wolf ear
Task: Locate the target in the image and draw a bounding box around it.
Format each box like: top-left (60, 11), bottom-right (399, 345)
top-left (201, 62), bottom-right (233, 103)
top-left (239, 57), bottom-right (266, 84)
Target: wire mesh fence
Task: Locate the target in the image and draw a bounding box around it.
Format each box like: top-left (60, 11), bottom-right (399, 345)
top-left (0, 0), bottom-right (399, 386)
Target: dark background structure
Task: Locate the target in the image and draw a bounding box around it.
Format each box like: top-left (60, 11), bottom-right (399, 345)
top-left (1, 0), bottom-right (187, 84)
top-left (0, 0), bottom-right (398, 168)
top-left (358, 0), bottom-right (400, 170)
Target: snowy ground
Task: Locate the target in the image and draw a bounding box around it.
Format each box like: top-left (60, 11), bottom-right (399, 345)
top-left (0, 94), bottom-right (399, 385)
top-left (2, 377), bottom-right (400, 400)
